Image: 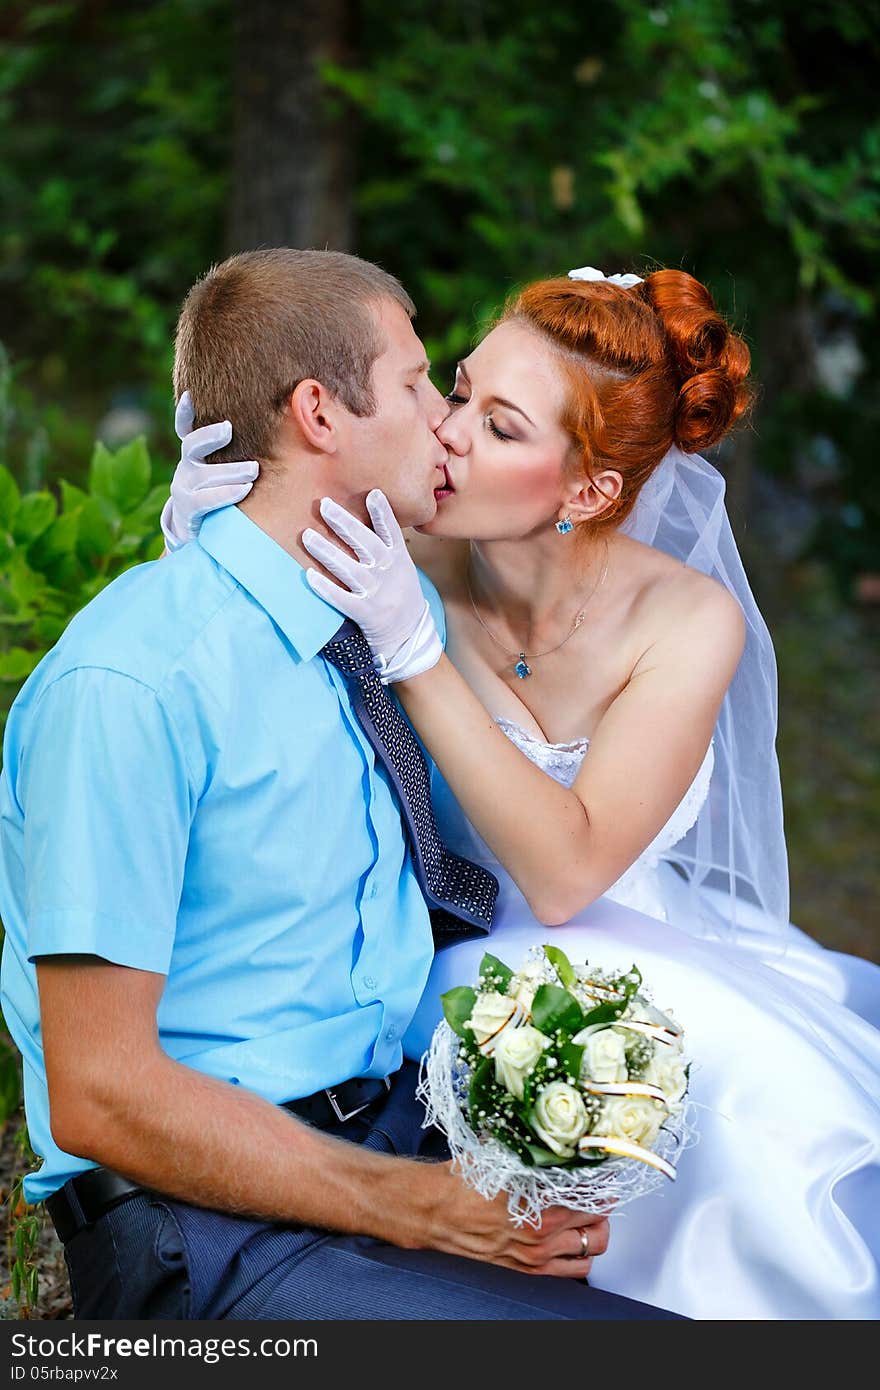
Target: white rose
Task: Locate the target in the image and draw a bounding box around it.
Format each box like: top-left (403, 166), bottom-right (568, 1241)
top-left (582, 1027), bottom-right (628, 1083)
top-left (493, 1025), bottom-right (549, 1100)
top-left (466, 991), bottom-right (524, 1053)
top-left (644, 1050), bottom-right (689, 1106)
top-left (531, 1081), bottom-right (590, 1157)
top-left (593, 1095), bottom-right (666, 1149)
top-left (507, 961), bottom-right (547, 1011)
top-left (630, 1000), bottom-right (682, 1038)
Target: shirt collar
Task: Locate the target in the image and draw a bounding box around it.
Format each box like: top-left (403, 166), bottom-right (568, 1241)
top-left (197, 505), bottom-right (344, 661)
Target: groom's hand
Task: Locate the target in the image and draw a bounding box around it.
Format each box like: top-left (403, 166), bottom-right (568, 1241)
top-left (404, 1160), bottom-right (610, 1279)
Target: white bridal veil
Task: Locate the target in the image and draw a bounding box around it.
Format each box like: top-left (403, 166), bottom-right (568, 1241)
top-left (620, 444), bottom-right (791, 953)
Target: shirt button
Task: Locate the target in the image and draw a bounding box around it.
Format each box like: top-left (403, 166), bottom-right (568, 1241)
top-left (385, 1025), bottom-right (397, 1041)
top-left (363, 974), bottom-right (378, 990)
top-left (367, 882), bottom-right (378, 900)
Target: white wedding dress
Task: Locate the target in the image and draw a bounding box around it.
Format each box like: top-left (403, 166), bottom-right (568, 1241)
top-left (403, 718), bottom-right (880, 1320)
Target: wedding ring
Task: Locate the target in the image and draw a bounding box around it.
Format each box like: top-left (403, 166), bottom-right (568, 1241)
top-left (579, 1228), bottom-right (590, 1257)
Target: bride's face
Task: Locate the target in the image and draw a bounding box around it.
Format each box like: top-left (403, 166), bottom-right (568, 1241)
top-left (415, 321), bottom-right (575, 540)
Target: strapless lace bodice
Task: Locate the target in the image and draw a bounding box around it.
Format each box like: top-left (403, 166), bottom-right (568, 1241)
top-left (432, 717), bottom-right (715, 922)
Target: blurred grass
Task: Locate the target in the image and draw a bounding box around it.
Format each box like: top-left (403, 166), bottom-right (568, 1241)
top-left (767, 562), bottom-right (879, 963)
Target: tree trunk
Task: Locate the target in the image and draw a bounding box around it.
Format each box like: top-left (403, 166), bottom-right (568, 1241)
top-left (228, 0), bottom-right (356, 253)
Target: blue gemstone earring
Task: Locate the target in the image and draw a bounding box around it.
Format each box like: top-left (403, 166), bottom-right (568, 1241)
top-left (555, 515), bottom-right (573, 535)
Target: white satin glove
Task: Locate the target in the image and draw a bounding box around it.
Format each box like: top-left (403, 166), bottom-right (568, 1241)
top-left (303, 490), bottom-right (443, 684)
top-left (160, 391), bottom-right (260, 552)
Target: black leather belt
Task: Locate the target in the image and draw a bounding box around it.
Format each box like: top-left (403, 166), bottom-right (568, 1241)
top-left (46, 1166), bottom-right (144, 1245)
top-left (45, 1074), bottom-right (393, 1244)
top-left (283, 1074), bottom-right (392, 1127)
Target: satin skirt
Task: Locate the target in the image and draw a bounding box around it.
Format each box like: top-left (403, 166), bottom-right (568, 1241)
top-left (404, 888), bottom-right (880, 1321)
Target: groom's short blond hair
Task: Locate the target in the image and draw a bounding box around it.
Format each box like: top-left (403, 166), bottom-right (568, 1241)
top-left (173, 248), bottom-right (415, 464)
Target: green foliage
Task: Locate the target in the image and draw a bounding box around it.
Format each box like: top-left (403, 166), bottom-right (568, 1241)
top-left (477, 952), bottom-right (514, 993)
top-left (0, 1034), bottom-right (22, 1125)
top-left (0, 352), bottom-right (166, 733)
top-left (325, 0), bottom-right (879, 585)
top-left (440, 986), bottom-right (478, 1040)
top-left (0, 1), bottom-right (231, 390)
top-left (530, 984), bottom-right (584, 1037)
top-left (6, 1126), bottom-right (41, 1319)
top-left (543, 944), bottom-right (576, 989)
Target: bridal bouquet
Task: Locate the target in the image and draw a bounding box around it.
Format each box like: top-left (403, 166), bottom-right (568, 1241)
top-left (417, 945), bottom-right (697, 1227)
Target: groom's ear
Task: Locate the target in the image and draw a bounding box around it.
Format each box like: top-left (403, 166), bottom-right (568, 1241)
top-left (285, 379), bottom-right (343, 455)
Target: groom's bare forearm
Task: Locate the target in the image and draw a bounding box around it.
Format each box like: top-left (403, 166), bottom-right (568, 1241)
top-left (37, 957), bottom-right (432, 1245)
top-left (65, 1052), bottom-right (435, 1239)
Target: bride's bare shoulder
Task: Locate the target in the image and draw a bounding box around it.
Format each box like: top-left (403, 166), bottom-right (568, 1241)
top-left (404, 531), bottom-right (469, 592)
top-left (625, 536), bottom-right (746, 657)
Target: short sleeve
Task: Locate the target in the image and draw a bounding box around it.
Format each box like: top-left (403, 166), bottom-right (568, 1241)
top-left (19, 667), bottom-right (193, 974)
top-left (417, 568), bottom-right (447, 649)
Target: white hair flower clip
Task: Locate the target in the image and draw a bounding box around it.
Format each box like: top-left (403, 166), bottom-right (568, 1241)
top-left (568, 266), bottom-right (644, 288)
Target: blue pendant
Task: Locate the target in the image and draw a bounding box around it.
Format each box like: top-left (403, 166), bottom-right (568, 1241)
top-left (514, 654), bottom-right (532, 679)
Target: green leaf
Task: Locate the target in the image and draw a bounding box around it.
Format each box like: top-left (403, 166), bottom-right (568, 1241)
top-left (467, 1053), bottom-right (498, 1123)
top-left (121, 482), bottom-right (171, 534)
top-left (581, 999), bottom-right (625, 1028)
top-left (5, 552), bottom-right (49, 609)
top-left (0, 466), bottom-right (21, 528)
top-left (75, 497), bottom-right (114, 561)
top-left (31, 613), bottom-right (69, 644)
top-left (88, 436), bottom-right (151, 515)
top-left (530, 984), bottom-right (584, 1037)
top-left (522, 1140), bottom-right (569, 1168)
top-left (478, 952), bottom-right (513, 992)
top-left (13, 491), bottom-right (57, 545)
top-left (580, 964), bottom-right (642, 1028)
top-left (59, 479), bottom-right (89, 515)
top-left (0, 648), bottom-right (41, 682)
top-left (440, 985), bottom-right (477, 1039)
top-left (543, 944), bottom-right (575, 988)
top-left (558, 1039), bottom-right (585, 1084)
top-left (88, 441), bottom-right (116, 502)
top-left (109, 436), bottom-right (151, 512)
top-left (27, 510), bottom-right (79, 567)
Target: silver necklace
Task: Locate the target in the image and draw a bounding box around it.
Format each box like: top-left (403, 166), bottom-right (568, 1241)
top-left (465, 541), bottom-right (609, 680)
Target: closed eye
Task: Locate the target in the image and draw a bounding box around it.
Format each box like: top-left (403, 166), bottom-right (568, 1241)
top-left (446, 392), bottom-right (512, 441)
top-left (488, 418), bottom-right (513, 442)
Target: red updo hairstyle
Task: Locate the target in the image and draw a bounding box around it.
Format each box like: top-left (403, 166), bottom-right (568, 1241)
top-left (500, 269), bottom-right (753, 531)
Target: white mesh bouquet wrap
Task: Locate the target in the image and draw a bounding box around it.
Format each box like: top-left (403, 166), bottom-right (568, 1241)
top-left (417, 945), bottom-right (698, 1229)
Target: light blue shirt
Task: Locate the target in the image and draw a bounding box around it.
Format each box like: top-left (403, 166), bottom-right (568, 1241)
top-left (0, 505), bottom-right (444, 1202)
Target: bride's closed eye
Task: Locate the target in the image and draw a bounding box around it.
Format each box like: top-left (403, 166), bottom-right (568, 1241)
top-left (445, 391), bottom-right (513, 442)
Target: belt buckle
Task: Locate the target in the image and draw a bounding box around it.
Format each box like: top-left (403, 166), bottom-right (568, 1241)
top-left (325, 1076), bottom-right (391, 1123)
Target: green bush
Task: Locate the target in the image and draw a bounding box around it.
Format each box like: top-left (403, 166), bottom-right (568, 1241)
top-left (0, 425), bottom-right (167, 734)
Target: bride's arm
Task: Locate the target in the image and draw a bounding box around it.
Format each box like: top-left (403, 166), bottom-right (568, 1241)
top-left (301, 491), bottom-right (745, 925)
top-left (396, 583), bottom-right (744, 925)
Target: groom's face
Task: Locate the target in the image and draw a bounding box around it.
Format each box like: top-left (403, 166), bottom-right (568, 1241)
top-left (336, 300), bottom-right (450, 528)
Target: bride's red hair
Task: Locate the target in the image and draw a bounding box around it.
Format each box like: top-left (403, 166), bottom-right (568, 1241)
top-left (501, 269), bottom-right (753, 530)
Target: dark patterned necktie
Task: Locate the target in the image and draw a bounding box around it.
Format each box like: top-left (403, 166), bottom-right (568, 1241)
top-left (321, 620), bottom-right (498, 947)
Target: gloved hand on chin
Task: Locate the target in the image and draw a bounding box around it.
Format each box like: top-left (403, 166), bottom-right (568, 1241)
top-left (303, 490), bottom-right (443, 685)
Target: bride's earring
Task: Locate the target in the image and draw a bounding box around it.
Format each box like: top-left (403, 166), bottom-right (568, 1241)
top-left (555, 515), bottom-right (574, 535)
